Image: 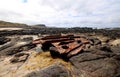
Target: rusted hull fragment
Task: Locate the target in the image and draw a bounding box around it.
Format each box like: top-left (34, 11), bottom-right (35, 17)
top-left (32, 34), bottom-right (90, 58)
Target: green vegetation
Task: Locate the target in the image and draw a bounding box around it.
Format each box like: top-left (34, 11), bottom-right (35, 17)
top-left (0, 20), bottom-right (28, 27)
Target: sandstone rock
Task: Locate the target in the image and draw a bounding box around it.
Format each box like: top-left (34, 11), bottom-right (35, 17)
top-left (69, 47), bottom-right (120, 77)
top-left (89, 37), bottom-right (101, 45)
top-left (98, 44), bottom-right (112, 52)
top-left (0, 41), bottom-right (15, 51)
top-left (21, 37), bottom-right (33, 41)
top-left (24, 63), bottom-right (72, 77)
top-left (0, 27), bottom-right (120, 77)
top-left (0, 37), bottom-right (11, 45)
top-left (111, 45), bottom-right (120, 55)
top-left (110, 39), bottom-right (120, 46)
top-left (10, 53), bottom-right (29, 63)
top-left (0, 42), bottom-right (36, 56)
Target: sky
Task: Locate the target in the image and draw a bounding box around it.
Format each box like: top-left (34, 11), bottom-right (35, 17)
top-left (0, 0), bottom-right (120, 28)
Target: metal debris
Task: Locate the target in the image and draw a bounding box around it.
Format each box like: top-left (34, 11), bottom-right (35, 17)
top-left (32, 34), bottom-right (90, 58)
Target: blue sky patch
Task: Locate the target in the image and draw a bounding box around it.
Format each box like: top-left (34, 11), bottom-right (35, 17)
top-left (23, 0), bottom-right (27, 3)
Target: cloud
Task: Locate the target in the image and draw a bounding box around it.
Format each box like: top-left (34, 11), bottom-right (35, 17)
top-left (0, 0), bottom-right (120, 28)
top-left (23, 0), bottom-right (28, 3)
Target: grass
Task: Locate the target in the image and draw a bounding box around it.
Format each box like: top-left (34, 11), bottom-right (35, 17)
top-left (23, 51), bottom-right (72, 71)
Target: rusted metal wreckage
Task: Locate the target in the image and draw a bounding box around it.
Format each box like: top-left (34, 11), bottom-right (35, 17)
top-left (32, 34), bottom-right (90, 58)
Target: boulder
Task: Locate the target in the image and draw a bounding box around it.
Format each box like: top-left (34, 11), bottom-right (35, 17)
top-left (69, 46), bottom-right (120, 77)
top-left (24, 63), bottom-right (72, 77)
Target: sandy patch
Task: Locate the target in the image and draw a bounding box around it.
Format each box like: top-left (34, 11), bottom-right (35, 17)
top-left (0, 28), bottom-right (23, 30)
top-left (110, 39), bottom-right (120, 45)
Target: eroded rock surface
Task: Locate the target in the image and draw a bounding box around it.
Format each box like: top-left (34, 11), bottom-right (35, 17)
top-left (69, 46), bottom-right (120, 77)
top-left (0, 33), bottom-right (120, 77)
top-left (0, 37), bottom-right (36, 57)
top-left (0, 37), bottom-right (11, 45)
top-left (24, 63), bottom-right (72, 77)
top-left (10, 53), bottom-right (29, 63)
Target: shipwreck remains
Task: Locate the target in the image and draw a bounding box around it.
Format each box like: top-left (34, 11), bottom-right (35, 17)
top-left (32, 34), bottom-right (90, 58)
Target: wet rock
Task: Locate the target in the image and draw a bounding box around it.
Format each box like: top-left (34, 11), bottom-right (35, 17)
top-left (10, 53), bottom-right (29, 63)
top-left (24, 63), bottom-right (72, 77)
top-left (69, 47), bottom-right (120, 77)
top-left (0, 42), bottom-right (36, 56)
top-left (0, 37), bottom-right (11, 45)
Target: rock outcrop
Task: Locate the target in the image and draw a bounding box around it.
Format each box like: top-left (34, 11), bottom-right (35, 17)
top-left (24, 63), bottom-right (72, 77)
top-left (69, 45), bottom-right (120, 77)
top-left (10, 53), bottom-right (29, 63)
top-left (0, 37), bottom-right (11, 45)
top-left (0, 27), bottom-right (120, 77)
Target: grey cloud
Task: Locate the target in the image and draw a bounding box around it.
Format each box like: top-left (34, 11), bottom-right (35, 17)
top-left (0, 0), bottom-right (120, 28)
top-left (35, 0), bottom-right (120, 27)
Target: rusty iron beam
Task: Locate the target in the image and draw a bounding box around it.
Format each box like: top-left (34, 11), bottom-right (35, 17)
top-left (41, 34), bottom-right (75, 40)
top-left (67, 44), bottom-right (85, 57)
top-left (32, 34), bottom-right (90, 58)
